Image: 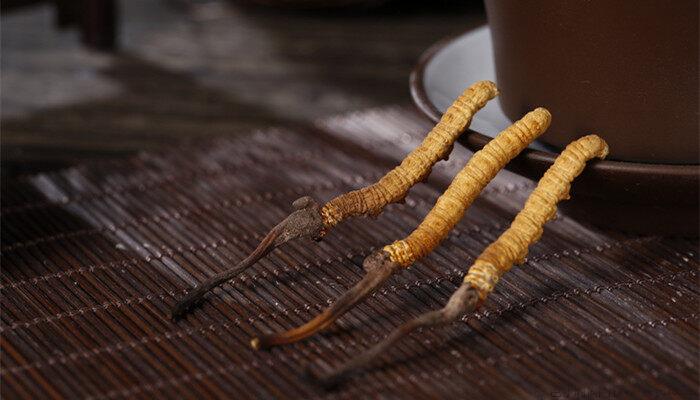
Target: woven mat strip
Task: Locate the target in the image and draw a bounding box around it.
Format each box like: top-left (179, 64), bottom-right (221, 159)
top-left (1, 107), bottom-right (698, 399)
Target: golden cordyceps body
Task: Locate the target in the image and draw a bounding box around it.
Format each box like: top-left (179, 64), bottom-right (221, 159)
top-left (171, 81), bottom-right (498, 319)
top-left (173, 77), bottom-right (610, 388)
top-left (252, 107), bottom-right (552, 351)
top-left (310, 135), bottom-right (609, 386)
top-left (320, 80), bottom-right (498, 228)
top-left (383, 107), bottom-right (552, 267)
top-left (465, 134), bottom-right (609, 300)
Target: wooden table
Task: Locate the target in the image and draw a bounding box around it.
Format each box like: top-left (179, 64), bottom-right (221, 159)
top-left (2, 3), bottom-right (699, 398)
top-left (1, 0), bottom-right (484, 178)
top-left (3, 106), bottom-right (698, 399)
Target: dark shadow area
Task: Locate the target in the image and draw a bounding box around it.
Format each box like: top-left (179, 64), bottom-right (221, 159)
top-left (2, 0), bottom-right (486, 180)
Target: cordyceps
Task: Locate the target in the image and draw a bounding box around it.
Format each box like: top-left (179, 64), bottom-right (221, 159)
top-left (308, 135), bottom-right (609, 387)
top-left (249, 107), bottom-right (552, 349)
top-left (170, 80), bottom-right (498, 319)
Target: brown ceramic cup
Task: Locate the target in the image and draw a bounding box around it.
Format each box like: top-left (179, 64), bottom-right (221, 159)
top-left (484, 0), bottom-right (699, 164)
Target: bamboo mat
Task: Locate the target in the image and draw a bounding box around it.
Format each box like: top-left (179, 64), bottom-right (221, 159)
top-left (1, 107), bottom-right (698, 399)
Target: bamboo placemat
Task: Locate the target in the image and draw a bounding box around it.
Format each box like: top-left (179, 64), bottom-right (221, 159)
top-left (2, 107), bottom-right (698, 399)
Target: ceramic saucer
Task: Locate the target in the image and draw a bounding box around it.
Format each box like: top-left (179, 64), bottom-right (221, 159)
top-left (410, 26), bottom-right (698, 235)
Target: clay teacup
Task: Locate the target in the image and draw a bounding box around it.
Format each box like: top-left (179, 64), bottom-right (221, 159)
top-left (484, 0), bottom-right (699, 164)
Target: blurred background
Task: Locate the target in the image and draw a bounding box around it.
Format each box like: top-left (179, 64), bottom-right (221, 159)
top-left (1, 0), bottom-right (485, 179)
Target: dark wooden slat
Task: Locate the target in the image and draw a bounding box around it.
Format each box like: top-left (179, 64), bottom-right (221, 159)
top-left (1, 106), bottom-right (698, 398)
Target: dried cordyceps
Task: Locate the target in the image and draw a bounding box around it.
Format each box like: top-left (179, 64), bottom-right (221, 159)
top-left (249, 108), bottom-right (552, 349)
top-left (308, 135), bottom-right (609, 386)
top-left (320, 81), bottom-right (499, 227)
top-left (170, 81), bottom-right (498, 319)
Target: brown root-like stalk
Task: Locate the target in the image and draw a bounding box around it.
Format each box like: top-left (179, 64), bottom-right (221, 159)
top-left (251, 251), bottom-right (400, 349)
top-left (307, 284), bottom-right (480, 388)
top-left (170, 196), bottom-right (324, 319)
